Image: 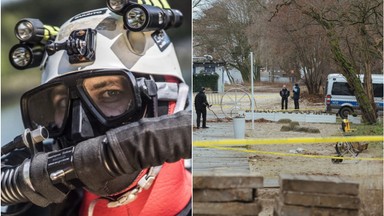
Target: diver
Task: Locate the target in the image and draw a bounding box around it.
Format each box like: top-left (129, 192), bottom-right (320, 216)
top-left (2, 1), bottom-right (191, 216)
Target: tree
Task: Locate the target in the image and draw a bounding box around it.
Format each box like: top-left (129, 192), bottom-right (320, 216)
top-left (193, 0), bottom-right (257, 82)
top-left (270, 0), bottom-right (382, 123)
top-left (247, 0), bottom-right (333, 93)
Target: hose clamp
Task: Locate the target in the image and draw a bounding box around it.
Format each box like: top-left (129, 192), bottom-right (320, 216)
top-left (22, 160), bottom-right (36, 192)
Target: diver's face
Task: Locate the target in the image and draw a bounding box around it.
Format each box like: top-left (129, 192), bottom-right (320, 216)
top-left (83, 75), bottom-right (133, 117)
top-left (51, 75), bottom-right (133, 128)
top-left (22, 70), bottom-right (141, 140)
top-left (49, 75), bottom-right (133, 128)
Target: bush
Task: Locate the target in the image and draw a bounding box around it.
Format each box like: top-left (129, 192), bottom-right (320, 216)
top-left (193, 72), bottom-right (219, 92)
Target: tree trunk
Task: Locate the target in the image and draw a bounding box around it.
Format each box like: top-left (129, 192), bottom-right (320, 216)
top-left (363, 63), bottom-right (377, 118)
top-left (327, 30), bottom-right (377, 123)
top-left (301, 8), bottom-right (378, 124)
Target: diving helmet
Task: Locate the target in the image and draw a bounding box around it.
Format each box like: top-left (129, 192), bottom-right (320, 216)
top-left (10, 3), bottom-right (186, 145)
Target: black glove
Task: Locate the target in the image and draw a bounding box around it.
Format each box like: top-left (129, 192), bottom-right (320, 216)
top-left (1, 111), bottom-right (191, 206)
top-left (74, 110), bottom-right (191, 196)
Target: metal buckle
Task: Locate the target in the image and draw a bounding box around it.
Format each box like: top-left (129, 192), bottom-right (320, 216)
top-left (107, 166), bottom-right (162, 208)
top-left (107, 187), bottom-right (141, 208)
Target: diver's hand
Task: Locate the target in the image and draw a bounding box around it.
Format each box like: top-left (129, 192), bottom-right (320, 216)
top-left (1, 111), bottom-right (191, 206)
top-left (73, 110), bottom-right (192, 196)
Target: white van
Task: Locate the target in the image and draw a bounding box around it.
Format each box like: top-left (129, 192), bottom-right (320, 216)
top-left (324, 73), bottom-right (383, 119)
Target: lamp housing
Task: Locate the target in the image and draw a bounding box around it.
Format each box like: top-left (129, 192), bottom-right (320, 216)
top-left (15, 18), bottom-right (45, 43)
top-left (123, 4), bottom-right (183, 32)
top-left (106, 0), bottom-right (130, 15)
top-left (9, 43), bottom-right (44, 70)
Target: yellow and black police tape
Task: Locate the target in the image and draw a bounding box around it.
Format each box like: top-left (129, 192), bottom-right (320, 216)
top-left (193, 136), bottom-right (384, 161)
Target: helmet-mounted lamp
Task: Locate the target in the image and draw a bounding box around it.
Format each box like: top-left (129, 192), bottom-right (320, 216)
top-left (123, 4), bottom-right (183, 32)
top-left (9, 18), bottom-right (58, 70)
top-left (106, 0), bottom-right (130, 15)
top-left (15, 18), bottom-right (45, 43)
top-left (14, 18), bottom-right (59, 44)
top-left (9, 43), bottom-right (44, 70)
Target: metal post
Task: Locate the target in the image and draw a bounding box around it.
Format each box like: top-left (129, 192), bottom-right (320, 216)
top-left (250, 52), bottom-right (255, 130)
top-left (222, 68), bottom-right (225, 93)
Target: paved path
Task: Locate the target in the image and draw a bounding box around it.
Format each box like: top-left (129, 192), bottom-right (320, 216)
top-left (193, 121), bottom-right (280, 187)
top-left (193, 147), bottom-right (250, 173)
top-left (193, 120), bottom-right (251, 173)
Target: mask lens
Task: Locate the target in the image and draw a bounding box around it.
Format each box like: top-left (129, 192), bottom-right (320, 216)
top-left (24, 84), bottom-right (69, 133)
top-left (83, 75), bottom-right (136, 118)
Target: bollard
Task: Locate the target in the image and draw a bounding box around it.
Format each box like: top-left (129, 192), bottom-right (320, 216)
top-left (233, 115), bottom-right (245, 139)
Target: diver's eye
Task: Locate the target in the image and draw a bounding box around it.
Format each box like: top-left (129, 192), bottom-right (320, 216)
top-left (101, 89), bottom-right (124, 102)
top-left (83, 75), bottom-right (135, 117)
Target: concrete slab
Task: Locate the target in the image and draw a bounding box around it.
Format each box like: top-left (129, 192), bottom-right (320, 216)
top-left (274, 197), bottom-right (359, 216)
top-left (193, 173), bottom-right (264, 189)
top-left (279, 174), bottom-right (360, 196)
top-left (194, 188), bottom-right (254, 202)
top-left (245, 112), bottom-right (336, 123)
top-left (306, 114), bottom-right (336, 123)
top-left (194, 202), bottom-right (263, 215)
top-left (281, 191), bottom-right (360, 209)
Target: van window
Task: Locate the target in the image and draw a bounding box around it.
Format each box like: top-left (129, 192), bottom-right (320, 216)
top-left (373, 84), bottom-right (383, 97)
top-left (331, 82), bottom-right (354, 96)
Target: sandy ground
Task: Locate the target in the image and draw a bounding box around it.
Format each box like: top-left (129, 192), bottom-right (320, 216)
top-left (246, 122), bottom-right (383, 216)
top-left (193, 85), bottom-right (383, 216)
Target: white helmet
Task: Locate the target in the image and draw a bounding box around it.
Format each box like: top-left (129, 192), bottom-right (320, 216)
top-left (42, 7), bottom-right (184, 83)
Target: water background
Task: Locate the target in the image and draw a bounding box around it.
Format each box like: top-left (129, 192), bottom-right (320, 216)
top-left (1, 103), bottom-right (24, 145)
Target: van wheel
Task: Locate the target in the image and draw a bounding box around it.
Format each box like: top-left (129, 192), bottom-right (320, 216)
top-left (339, 107), bottom-right (353, 119)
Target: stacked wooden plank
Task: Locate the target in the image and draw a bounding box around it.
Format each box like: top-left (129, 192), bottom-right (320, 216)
top-left (274, 174), bottom-right (360, 216)
top-left (193, 172), bottom-right (264, 215)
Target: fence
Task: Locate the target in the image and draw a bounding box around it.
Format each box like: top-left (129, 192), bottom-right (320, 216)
top-left (192, 91), bottom-right (224, 105)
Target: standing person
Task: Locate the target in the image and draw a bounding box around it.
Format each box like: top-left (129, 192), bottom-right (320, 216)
top-left (280, 85), bottom-right (290, 110)
top-left (293, 83), bottom-right (301, 109)
top-left (1, 2), bottom-right (192, 216)
top-left (195, 87), bottom-right (211, 129)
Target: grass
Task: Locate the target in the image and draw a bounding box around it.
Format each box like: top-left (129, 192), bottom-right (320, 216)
top-left (336, 121), bottom-right (383, 215)
top-left (351, 122), bottom-right (383, 136)
top-left (349, 121), bottom-right (383, 158)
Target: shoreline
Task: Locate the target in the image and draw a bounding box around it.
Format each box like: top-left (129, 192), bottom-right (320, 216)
top-left (1, 70), bottom-right (41, 107)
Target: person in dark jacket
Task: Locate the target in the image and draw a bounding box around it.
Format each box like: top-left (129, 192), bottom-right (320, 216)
top-left (194, 87), bottom-right (210, 129)
top-left (293, 83), bottom-right (300, 109)
top-left (280, 85), bottom-right (290, 110)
